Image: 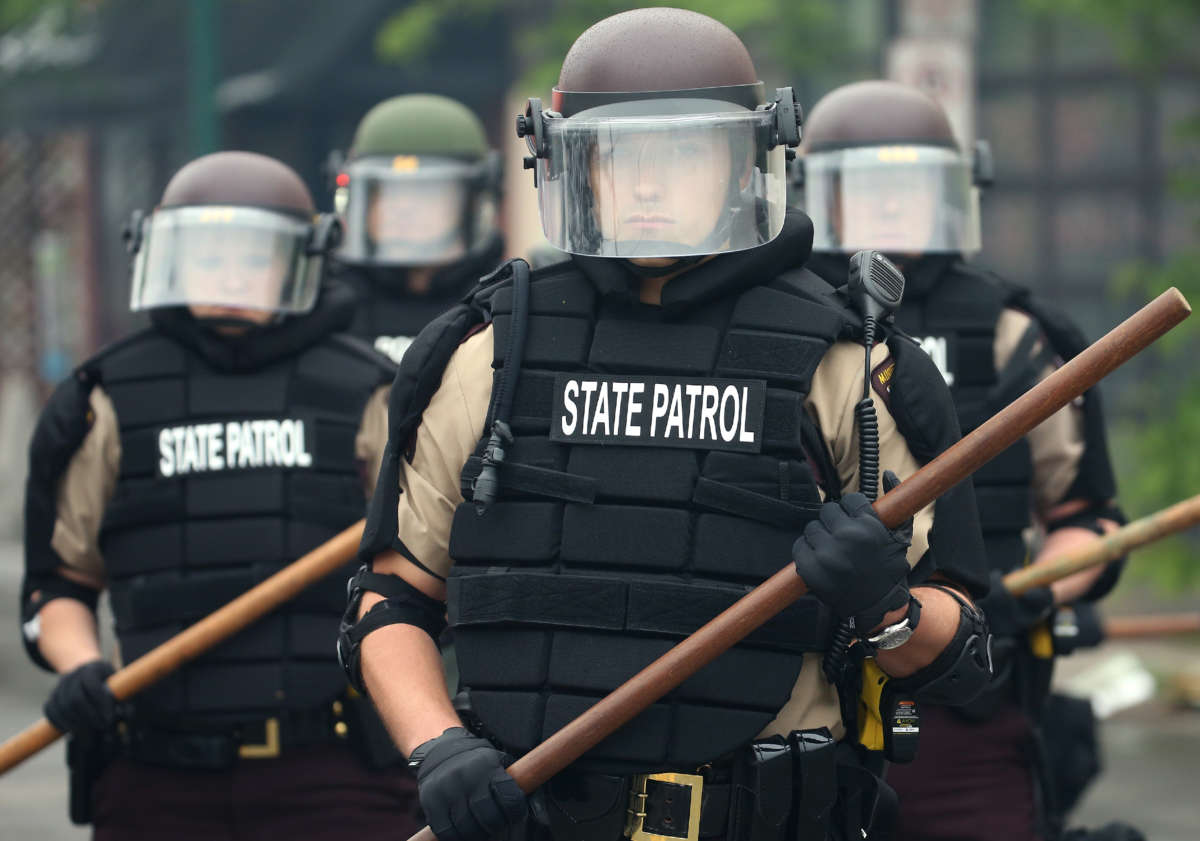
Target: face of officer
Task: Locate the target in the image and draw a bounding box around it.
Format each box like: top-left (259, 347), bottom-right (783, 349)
top-left (365, 180), bottom-right (466, 260)
top-left (833, 167), bottom-right (939, 256)
top-left (180, 227), bottom-right (289, 332)
top-left (588, 130), bottom-right (735, 261)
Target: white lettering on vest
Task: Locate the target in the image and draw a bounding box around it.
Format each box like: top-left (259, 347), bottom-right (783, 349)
top-left (650, 384), bottom-right (669, 437)
top-left (561, 380), bottom-right (579, 435)
top-left (551, 374), bottom-right (766, 453)
top-left (916, 335), bottom-right (955, 386)
top-left (374, 335), bottom-right (416, 364)
top-left (626, 383), bottom-right (645, 436)
top-left (156, 419), bottom-right (315, 476)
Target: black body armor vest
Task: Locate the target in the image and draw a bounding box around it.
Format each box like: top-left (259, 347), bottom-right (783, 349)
top-left (894, 260), bottom-right (1035, 575)
top-left (445, 227), bottom-right (860, 772)
top-left (93, 293), bottom-right (394, 723)
top-left (335, 237), bottom-right (503, 364)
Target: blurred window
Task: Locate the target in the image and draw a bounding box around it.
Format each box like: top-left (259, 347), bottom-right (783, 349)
top-left (979, 193), bottom-right (1039, 281)
top-left (978, 91), bottom-right (1039, 179)
top-left (1054, 193), bottom-right (1141, 280)
top-left (1054, 88), bottom-right (1140, 177)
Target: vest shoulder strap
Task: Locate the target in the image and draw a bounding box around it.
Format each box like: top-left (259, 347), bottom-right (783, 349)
top-left (87, 327), bottom-right (182, 385)
top-left (360, 261), bottom-right (520, 558)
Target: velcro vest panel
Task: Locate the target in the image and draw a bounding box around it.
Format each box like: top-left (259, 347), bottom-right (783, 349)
top-left (96, 330), bottom-right (389, 722)
top-left (447, 263), bottom-right (851, 772)
top-left (897, 269), bottom-right (1033, 573)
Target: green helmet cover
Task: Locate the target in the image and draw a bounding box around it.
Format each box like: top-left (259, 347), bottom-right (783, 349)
top-left (349, 94), bottom-right (489, 162)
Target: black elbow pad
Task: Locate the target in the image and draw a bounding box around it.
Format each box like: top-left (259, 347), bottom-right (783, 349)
top-left (337, 564), bottom-right (447, 693)
top-left (890, 593), bottom-right (992, 706)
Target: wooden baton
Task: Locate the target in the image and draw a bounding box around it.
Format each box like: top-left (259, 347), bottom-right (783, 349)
top-left (1003, 493), bottom-right (1200, 596)
top-left (1105, 612), bottom-right (1200, 638)
top-left (401, 287), bottom-right (1191, 841)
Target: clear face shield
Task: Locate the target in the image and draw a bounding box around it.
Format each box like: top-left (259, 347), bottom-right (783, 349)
top-left (803, 145), bottom-right (981, 255)
top-left (531, 101), bottom-right (788, 259)
top-left (336, 156), bottom-right (498, 267)
top-left (129, 206), bottom-right (323, 315)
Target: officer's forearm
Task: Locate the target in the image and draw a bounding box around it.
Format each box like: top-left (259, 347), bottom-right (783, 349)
top-left (1036, 524), bottom-right (1118, 605)
top-left (37, 596), bottom-right (103, 674)
top-left (359, 593), bottom-right (460, 756)
top-left (873, 586), bottom-right (962, 679)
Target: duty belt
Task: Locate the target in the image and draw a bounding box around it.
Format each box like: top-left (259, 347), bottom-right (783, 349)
top-left (120, 702), bottom-right (352, 770)
top-left (537, 730), bottom-right (887, 841)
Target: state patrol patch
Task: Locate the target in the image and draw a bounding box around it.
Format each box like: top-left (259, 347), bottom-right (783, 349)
top-left (549, 373), bottom-right (766, 453)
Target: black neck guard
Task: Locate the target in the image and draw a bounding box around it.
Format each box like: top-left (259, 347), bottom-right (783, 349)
top-left (149, 280), bottom-right (357, 372)
top-left (334, 234), bottom-right (505, 300)
top-left (571, 208), bottom-right (815, 317)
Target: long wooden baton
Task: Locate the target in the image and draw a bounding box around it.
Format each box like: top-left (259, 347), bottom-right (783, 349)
top-left (400, 288), bottom-right (1189, 841)
top-left (1003, 493), bottom-right (1200, 596)
top-left (1105, 612), bottom-right (1200, 638)
top-left (0, 520), bottom-right (365, 775)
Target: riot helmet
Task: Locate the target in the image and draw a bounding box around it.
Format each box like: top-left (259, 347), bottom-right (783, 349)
top-left (517, 8), bottom-right (801, 260)
top-left (127, 151), bottom-right (336, 322)
top-left (799, 80), bottom-right (984, 255)
top-left (333, 94), bottom-right (502, 268)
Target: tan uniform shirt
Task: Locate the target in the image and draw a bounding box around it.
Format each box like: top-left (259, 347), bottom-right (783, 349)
top-left (993, 308), bottom-right (1087, 516)
top-left (50, 383), bottom-right (391, 584)
top-left (391, 325), bottom-right (938, 739)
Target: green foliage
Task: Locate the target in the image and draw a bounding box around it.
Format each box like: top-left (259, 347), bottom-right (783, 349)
top-left (1028, 0), bottom-right (1200, 591)
top-left (1023, 0), bottom-right (1200, 72)
top-left (374, 0), bottom-right (848, 94)
top-left (0, 0), bottom-right (67, 31)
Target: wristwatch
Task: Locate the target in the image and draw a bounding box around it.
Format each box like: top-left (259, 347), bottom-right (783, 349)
top-left (864, 596), bottom-right (922, 653)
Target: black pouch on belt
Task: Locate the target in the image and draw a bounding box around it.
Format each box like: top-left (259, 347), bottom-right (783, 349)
top-left (343, 691), bottom-right (405, 769)
top-left (67, 730), bottom-right (117, 825)
top-left (788, 729), bottom-right (837, 840)
top-left (728, 736), bottom-right (794, 841)
top-left (543, 771), bottom-right (631, 841)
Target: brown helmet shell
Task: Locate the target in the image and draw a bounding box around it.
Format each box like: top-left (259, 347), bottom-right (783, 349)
top-left (557, 8), bottom-right (757, 94)
top-left (804, 80), bottom-right (958, 153)
top-left (160, 151), bottom-right (315, 218)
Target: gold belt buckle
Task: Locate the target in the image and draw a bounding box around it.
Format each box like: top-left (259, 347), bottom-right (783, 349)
top-left (237, 717), bottom-right (281, 759)
top-left (625, 771), bottom-right (704, 841)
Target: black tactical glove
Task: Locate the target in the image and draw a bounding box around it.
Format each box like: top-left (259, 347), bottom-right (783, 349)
top-left (792, 471), bottom-right (912, 633)
top-left (977, 569), bottom-right (1053, 639)
top-left (1052, 602), bottom-right (1106, 655)
top-left (44, 659), bottom-right (118, 736)
top-left (411, 726), bottom-right (527, 841)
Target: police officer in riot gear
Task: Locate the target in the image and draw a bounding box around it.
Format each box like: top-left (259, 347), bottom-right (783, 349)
top-left (330, 94), bottom-right (504, 363)
top-left (798, 80), bottom-right (1128, 841)
top-left (21, 151), bottom-right (416, 839)
top-left (343, 11), bottom-right (994, 841)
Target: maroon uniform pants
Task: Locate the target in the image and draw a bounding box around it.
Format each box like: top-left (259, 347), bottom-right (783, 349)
top-left (91, 743), bottom-right (421, 841)
top-left (889, 703), bottom-right (1043, 841)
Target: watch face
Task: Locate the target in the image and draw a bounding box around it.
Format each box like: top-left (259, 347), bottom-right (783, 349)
top-left (875, 625), bottom-right (915, 651)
